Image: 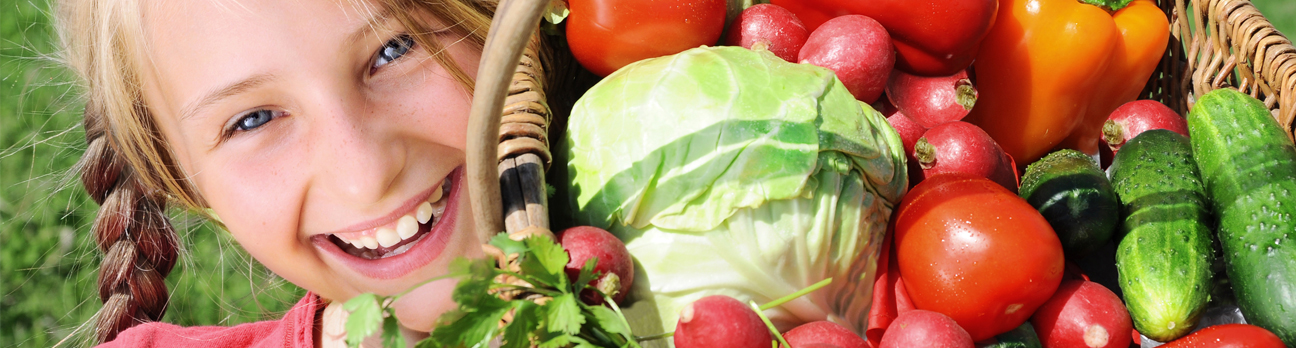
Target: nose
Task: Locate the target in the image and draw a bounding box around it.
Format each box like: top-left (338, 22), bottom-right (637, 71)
top-left (307, 94), bottom-right (407, 211)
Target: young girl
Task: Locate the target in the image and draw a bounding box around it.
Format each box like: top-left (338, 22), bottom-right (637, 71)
top-left (58, 0), bottom-right (569, 346)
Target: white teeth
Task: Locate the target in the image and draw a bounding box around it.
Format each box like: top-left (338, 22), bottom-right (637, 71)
top-left (428, 184), bottom-right (444, 204)
top-left (397, 215), bottom-right (418, 239)
top-left (335, 177), bottom-right (452, 256)
top-left (376, 227), bottom-right (400, 248)
top-left (360, 235), bottom-right (379, 249)
top-left (416, 201), bottom-right (433, 224)
top-left (430, 196), bottom-right (447, 217)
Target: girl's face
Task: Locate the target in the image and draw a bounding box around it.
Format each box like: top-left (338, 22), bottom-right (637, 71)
top-left (139, 0), bottom-right (483, 330)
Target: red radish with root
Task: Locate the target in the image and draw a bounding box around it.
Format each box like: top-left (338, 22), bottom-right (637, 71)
top-left (885, 111), bottom-right (927, 188)
top-left (1030, 280), bottom-right (1132, 348)
top-left (1102, 100), bottom-right (1188, 153)
top-left (724, 4), bottom-right (809, 62)
top-left (886, 69), bottom-right (978, 128)
top-left (878, 310), bottom-right (975, 348)
top-left (674, 295), bottom-right (773, 348)
top-left (559, 226), bottom-right (634, 305)
top-left (798, 15), bottom-right (895, 103)
top-left (913, 121), bottom-right (1018, 193)
top-left (782, 321), bottom-right (869, 348)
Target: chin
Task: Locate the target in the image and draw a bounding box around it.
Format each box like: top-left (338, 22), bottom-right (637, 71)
top-left (392, 265), bottom-right (468, 331)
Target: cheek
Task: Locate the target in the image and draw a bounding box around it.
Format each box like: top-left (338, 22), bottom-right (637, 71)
top-left (392, 72), bottom-right (474, 150)
top-left (195, 155), bottom-right (315, 273)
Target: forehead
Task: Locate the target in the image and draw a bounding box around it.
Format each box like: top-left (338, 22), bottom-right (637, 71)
top-left (138, 0), bottom-right (386, 113)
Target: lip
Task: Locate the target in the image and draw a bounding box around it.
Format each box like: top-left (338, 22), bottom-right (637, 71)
top-left (312, 166), bottom-right (464, 280)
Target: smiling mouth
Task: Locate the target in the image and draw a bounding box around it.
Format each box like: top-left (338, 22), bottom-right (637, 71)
top-left (326, 176), bottom-right (451, 260)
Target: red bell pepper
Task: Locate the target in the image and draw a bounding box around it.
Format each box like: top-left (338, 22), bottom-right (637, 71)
top-left (772, 0), bottom-right (998, 76)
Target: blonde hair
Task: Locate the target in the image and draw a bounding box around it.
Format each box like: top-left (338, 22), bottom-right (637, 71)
top-left (55, 0), bottom-right (503, 342)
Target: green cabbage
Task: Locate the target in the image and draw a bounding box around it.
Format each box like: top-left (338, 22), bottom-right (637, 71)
top-left (561, 46), bottom-right (907, 336)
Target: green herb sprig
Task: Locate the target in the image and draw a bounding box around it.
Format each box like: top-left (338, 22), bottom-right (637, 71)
top-left (344, 234), bottom-right (835, 348)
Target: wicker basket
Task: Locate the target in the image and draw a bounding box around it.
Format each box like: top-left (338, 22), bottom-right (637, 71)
top-left (1149, 0), bottom-right (1296, 138)
top-left (462, 0), bottom-right (1296, 339)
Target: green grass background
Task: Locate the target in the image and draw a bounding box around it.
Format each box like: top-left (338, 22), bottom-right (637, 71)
top-left (0, 1), bottom-right (305, 347)
top-left (1, 0), bottom-right (1294, 347)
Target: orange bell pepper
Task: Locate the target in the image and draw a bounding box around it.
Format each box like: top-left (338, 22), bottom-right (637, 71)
top-left (964, 0), bottom-right (1169, 164)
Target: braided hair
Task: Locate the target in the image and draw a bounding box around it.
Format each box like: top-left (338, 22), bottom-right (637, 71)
top-left (77, 101), bottom-right (179, 343)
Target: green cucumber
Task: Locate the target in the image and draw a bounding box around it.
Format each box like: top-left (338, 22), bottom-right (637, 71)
top-left (1109, 129), bottom-right (1214, 342)
top-left (1019, 149), bottom-right (1120, 258)
top-left (1188, 88), bottom-right (1296, 345)
top-left (982, 322), bottom-right (1043, 348)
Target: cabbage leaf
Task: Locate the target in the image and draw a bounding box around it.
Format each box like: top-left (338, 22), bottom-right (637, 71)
top-left (561, 46), bottom-right (907, 336)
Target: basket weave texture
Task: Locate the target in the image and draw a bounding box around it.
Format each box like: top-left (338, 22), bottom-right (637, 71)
top-left (1149, 0), bottom-right (1296, 138)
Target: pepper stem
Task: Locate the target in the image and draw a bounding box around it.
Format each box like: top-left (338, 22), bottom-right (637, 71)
top-left (1078, 0), bottom-right (1134, 11)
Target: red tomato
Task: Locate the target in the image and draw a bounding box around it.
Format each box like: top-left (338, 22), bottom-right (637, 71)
top-left (565, 0), bottom-right (727, 77)
top-left (1159, 324), bottom-right (1286, 348)
top-left (893, 173), bottom-right (1065, 342)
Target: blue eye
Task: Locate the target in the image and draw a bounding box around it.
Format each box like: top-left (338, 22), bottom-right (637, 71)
top-left (234, 109), bottom-right (276, 131)
top-left (373, 35), bottom-right (415, 69)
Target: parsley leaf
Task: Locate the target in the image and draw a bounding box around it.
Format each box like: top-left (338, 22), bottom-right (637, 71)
top-left (585, 306), bottom-right (631, 338)
top-left (451, 258), bottom-right (502, 308)
top-left (343, 293), bottom-right (383, 348)
top-left (490, 233), bottom-right (529, 257)
top-left (381, 311), bottom-right (406, 348)
top-left (545, 293), bottom-right (584, 335)
top-left (429, 296), bottom-right (513, 348)
top-left (572, 257), bottom-right (600, 294)
top-left (519, 236), bottom-right (569, 288)
top-left (502, 301), bottom-right (540, 348)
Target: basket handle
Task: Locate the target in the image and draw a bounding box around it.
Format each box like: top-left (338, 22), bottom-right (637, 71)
top-left (466, 0), bottom-right (549, 238)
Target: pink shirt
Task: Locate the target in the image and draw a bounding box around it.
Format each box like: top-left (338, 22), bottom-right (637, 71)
top-left (98, 293), bottom-right (321, 348)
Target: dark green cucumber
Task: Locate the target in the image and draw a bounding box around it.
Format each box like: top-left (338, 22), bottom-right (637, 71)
top-left (1019, 149), bottom-right (1120, 258)
top-left (1188, 88), bottom-right (1296, 345)
top-left (982, 322), bottom-right (1043, 348)
top-left (1109, 129), bottom-right (1214, 342)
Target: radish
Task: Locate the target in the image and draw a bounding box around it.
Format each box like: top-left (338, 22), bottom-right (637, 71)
top-left (913, 121), bottom-right (1018, 193)
top-left (559, 226), bottom-right (634, 305)
top-left (798, 15), bottom-right (895, 103)
top-left (724, 4), bottom-right (809, 63)
top-left (879, 310), bottom-right (975, 348)
top-left (1030, 280), bottom-right (1132, 348)
top-left (782, 321), bottom-right (869, 348)
top-left (1101, 100), bottom-right (1188, 154)
top-left (887, 111), bottom-right (927, 158)
top-left (885, 110), bottom-right (927, 188)
top-left (886, 69), bottom-right (978, 128)
top-left (873, 95), bottom-right (899, 117)
top-left (674, 295), bottom-right (773, 348)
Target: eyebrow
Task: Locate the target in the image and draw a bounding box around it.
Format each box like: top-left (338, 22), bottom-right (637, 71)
top-left (178, 9), bottom-right (393, 122)
top-left (347, 7), bottom-right (395, 48)
top-left (179, 73), bottom-right (277, 121)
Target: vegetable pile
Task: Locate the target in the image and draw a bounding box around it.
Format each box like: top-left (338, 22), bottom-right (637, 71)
top-left (339, 1), bottom-right (1296, 347)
